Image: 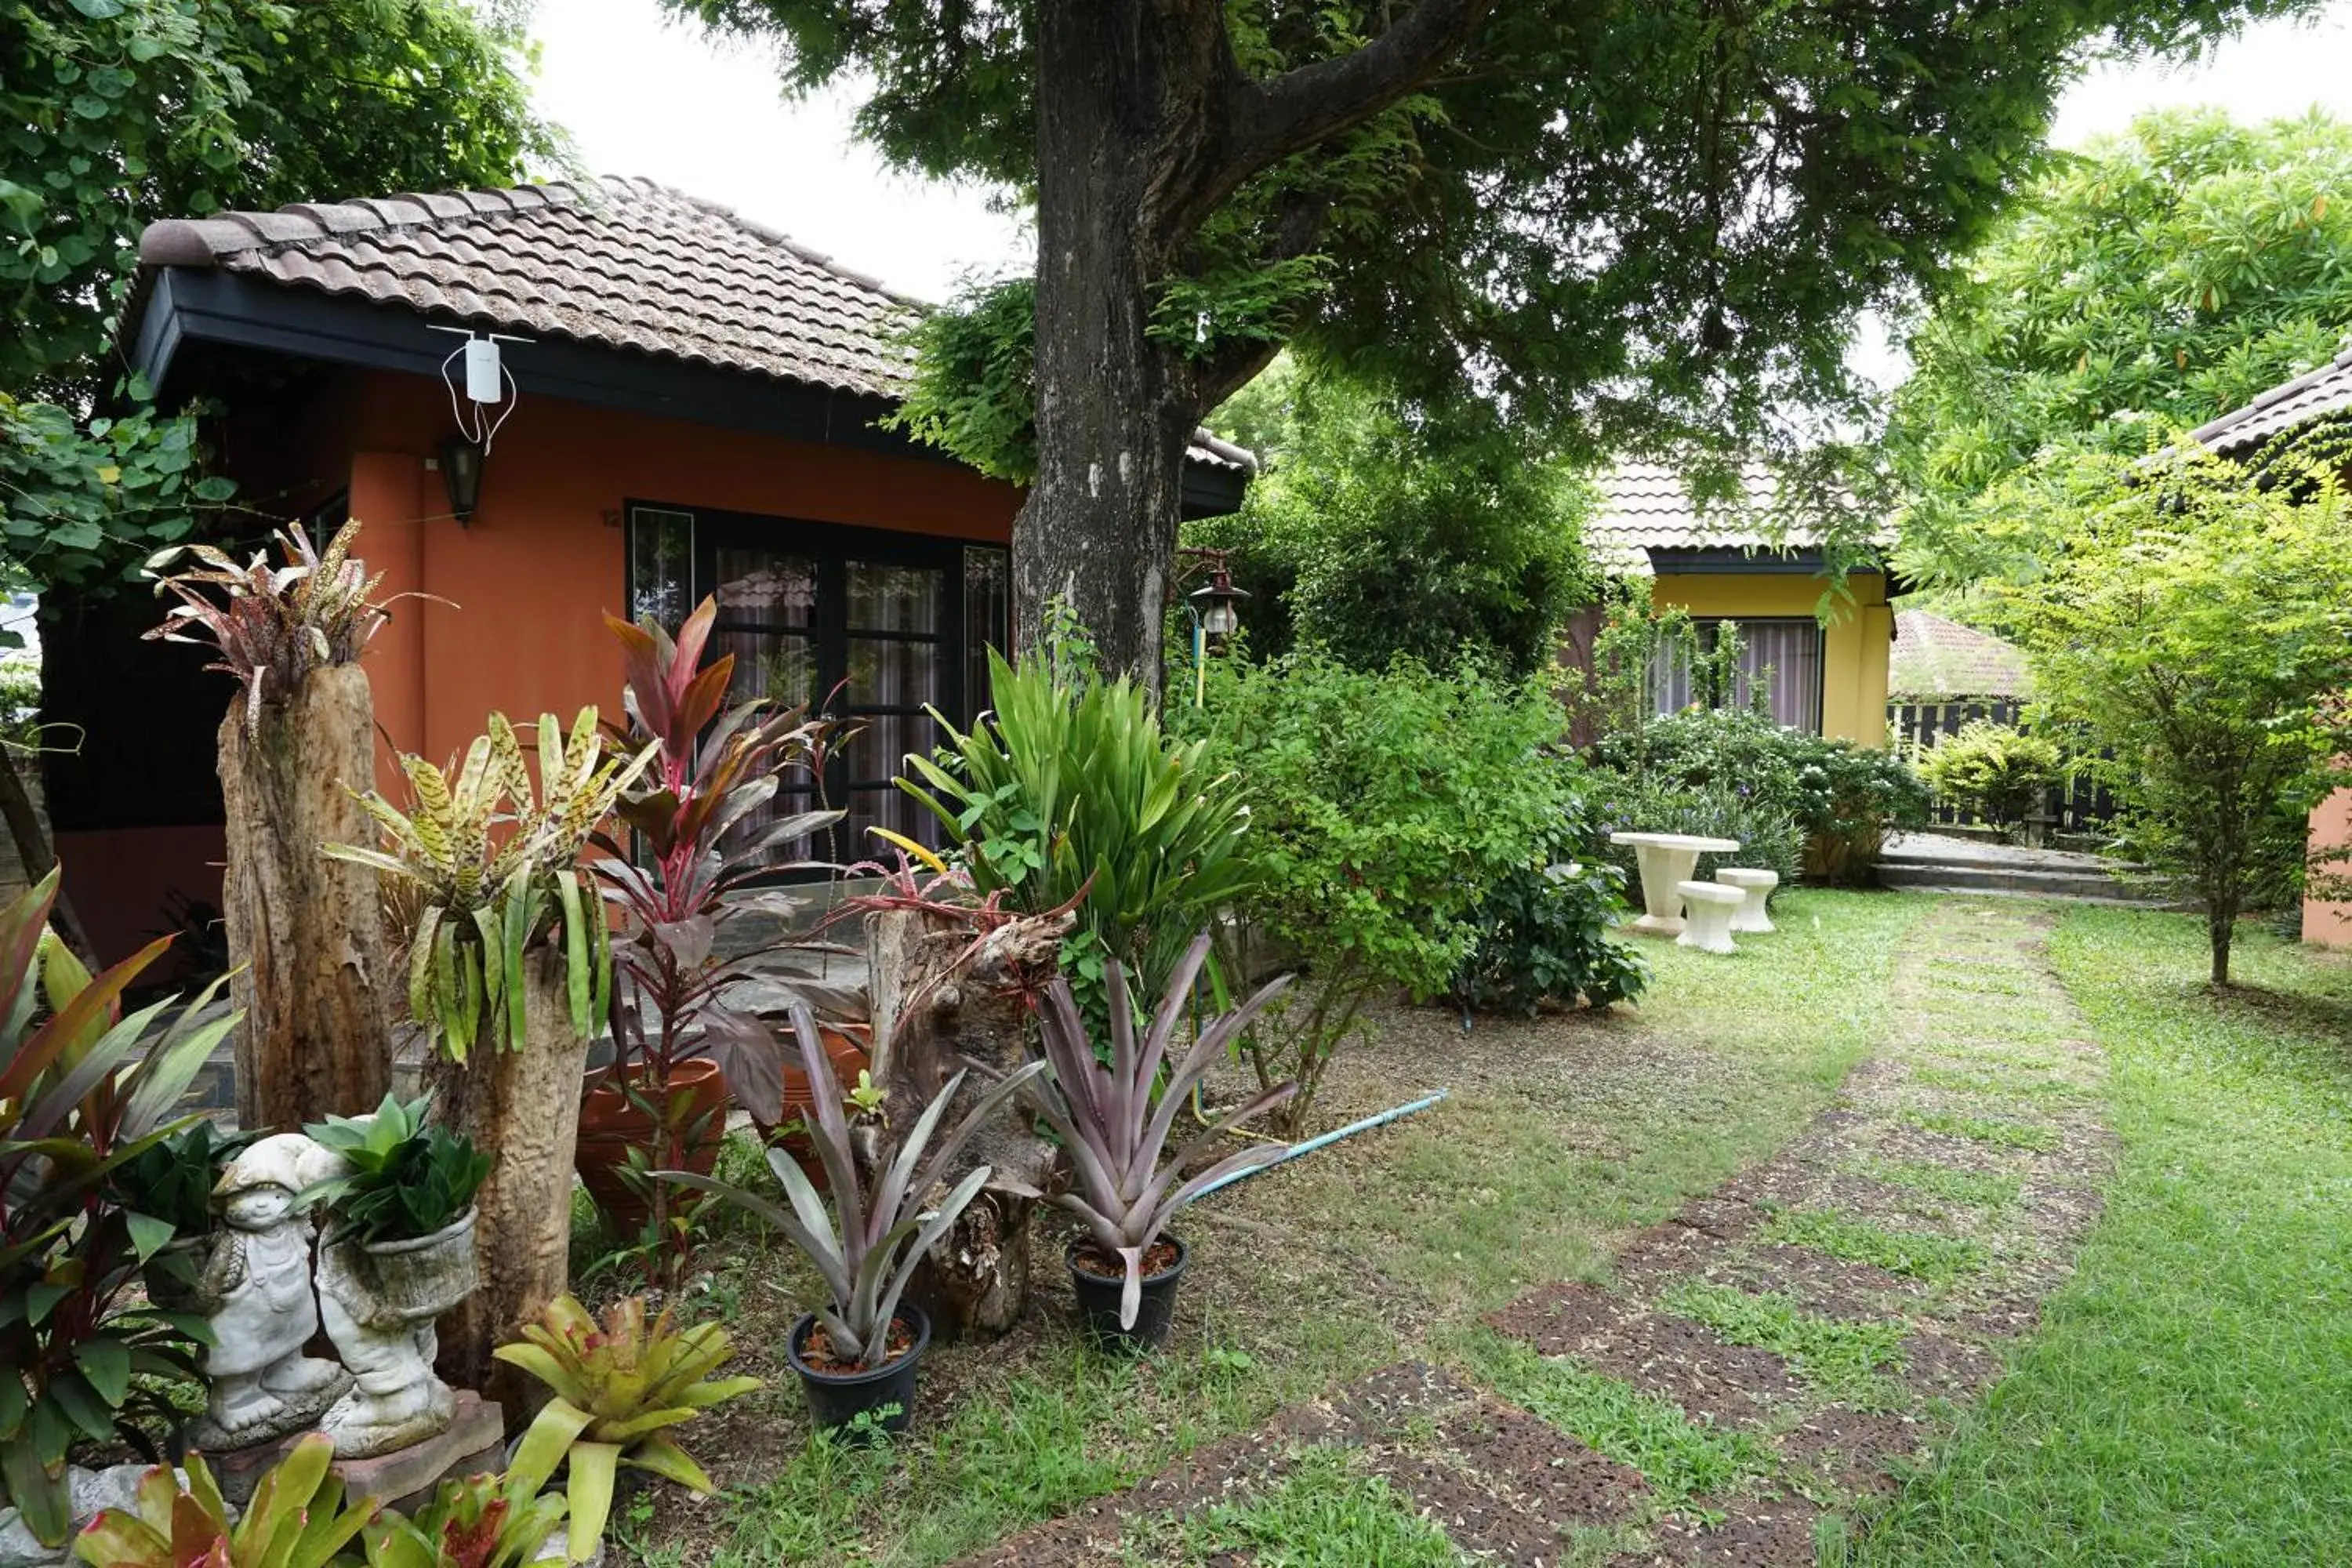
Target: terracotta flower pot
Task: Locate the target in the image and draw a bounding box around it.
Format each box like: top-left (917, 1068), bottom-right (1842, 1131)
top-left (575, 1058), bottom-right (730, 1232)
top-left (750, 1024), bottom-right (870, 1192)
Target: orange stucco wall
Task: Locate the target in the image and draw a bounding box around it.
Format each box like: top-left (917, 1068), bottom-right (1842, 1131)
top-left (337, 372), bottom-right (1018, 786)
top-left (60, 367), bottom-right (1019, 963)
top-left (2307, 786), bottom-right (2352, 948)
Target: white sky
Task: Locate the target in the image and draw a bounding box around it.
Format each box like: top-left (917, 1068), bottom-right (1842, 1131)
top-left (529, 0), bottom-right (2352, 307)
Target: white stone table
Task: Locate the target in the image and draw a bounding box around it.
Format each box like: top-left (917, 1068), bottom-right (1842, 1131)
top-left (1609, 832), bottom-right (1742, 935)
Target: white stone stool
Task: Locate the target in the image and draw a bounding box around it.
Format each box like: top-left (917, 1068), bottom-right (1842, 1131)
top-left (1675, 880), bottom-right (1744, 955)
top-left (1715, 868), bottom-right (1779, 934)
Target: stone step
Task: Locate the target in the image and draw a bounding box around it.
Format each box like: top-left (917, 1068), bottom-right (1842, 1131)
top-left (1873, 859), bottom-right (2158, 903)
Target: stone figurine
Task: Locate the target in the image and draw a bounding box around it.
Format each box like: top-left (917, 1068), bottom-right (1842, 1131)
top-left (314, 1203), bottom-right (479, 1459)
top-left (186, 1134), bottom-right (350, 1452)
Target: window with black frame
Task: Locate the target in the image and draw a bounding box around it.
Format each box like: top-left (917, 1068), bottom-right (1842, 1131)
top-left (624, 503), bottom-right (1011, 864)
top-left (1647, 616), bottom-right (1824, 733)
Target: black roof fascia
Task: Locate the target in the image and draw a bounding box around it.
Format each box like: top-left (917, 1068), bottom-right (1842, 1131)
top-left (138, 268), bottom-right (1250, 517)
top-left (1644, 544), bottom-right (1893, 577)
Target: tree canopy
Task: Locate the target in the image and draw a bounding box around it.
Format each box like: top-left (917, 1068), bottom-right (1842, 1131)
top-left (1891, 107), bottom-right (2352, 585)
top-left (1998, 440), bottom-right (2352, 985)
top-left (674, 0), bottom-right (2321, 687)
top-left (0, 0), bottom-right (563, 593)
top-left (1186, 360), bottom-right (1592, 677)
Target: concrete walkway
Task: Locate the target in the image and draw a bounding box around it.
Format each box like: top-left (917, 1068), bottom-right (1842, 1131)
top-left (1877, 832), bottom-right (2158, 905)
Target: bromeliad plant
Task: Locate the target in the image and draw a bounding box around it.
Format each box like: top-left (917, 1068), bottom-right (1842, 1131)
top-left (143, 518), bottom-right (414, 735)
top-left (299, 1094), bottom-right (490, 1247)
top-left (362, 1470), bottom-right (566, 1568)
top-left (0, 871), bottom-right (241, 1549)
top-left (664, 1005), bottom-right (1046, 1368)
top-left (1025, 933), bottom-right (1298, 1330)
top-left (71, 1432), bottom-right (376, 1568)
top-left (325, 710), bottom-right (654, 1059)
top-left (495, 1294), bottom-right (759, 1563)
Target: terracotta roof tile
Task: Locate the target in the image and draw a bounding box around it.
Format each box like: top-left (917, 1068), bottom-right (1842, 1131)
top-left (2191, 347), bottom-right (2352, 456)
top-left (1587, 461), bottom-right (1879, 573)
top-left (1889, 610), bottom-right (2031, 699)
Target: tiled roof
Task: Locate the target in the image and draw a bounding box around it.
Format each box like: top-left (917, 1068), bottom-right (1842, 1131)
top-left (1889, 609), bottom-right (2031, 699)
top-left (1588, 461), bottom-right (1874, 574)
top-left (135, 176), bottom-right (1254, 473)
top-left (2191, 347), bottom-right (2352, 456)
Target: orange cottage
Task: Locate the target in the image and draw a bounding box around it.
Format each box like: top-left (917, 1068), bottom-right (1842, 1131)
top-left (50, 178), bottom-right (1252, 965)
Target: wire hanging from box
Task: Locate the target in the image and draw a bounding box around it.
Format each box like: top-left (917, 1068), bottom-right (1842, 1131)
top-left (427, 325), bottom-right (527, 454)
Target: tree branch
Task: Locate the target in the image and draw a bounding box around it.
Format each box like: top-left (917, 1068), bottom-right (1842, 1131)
top-left (1230, 0), bottom-right (1498, 172)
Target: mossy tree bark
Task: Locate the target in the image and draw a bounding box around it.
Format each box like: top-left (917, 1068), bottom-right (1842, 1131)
top-left (428, 949), bottom-right (586, 1417)
top-left (216, 662), bottom-right (393, 1130)
top-left (865, 909), bottom-right (1067, 1342)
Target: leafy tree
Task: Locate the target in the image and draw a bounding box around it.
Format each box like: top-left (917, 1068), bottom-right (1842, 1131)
top-left (1186, 365), bottom-right (1591, 677)
top-left (1893, 108), bottom-right (2352, 584)
top-left (1998, 439), bottom-right (2352, 985)
top-left (0, 0), bottom-right (562, 949)
top-left (674, 0), bottom-right (2314, 691)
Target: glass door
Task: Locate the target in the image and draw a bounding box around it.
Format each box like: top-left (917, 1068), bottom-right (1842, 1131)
top-left (840, 559), bottom-right (948, 854)
top-left (710, 543), bottom-right (825, 866)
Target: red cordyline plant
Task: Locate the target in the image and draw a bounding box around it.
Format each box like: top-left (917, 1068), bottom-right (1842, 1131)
top-left (142, 519), bottom-right (423, 733)
top-left (1022, 932), bottom-right (1298, 1330)
top-left (590, 597), bottom-right (845, 1115)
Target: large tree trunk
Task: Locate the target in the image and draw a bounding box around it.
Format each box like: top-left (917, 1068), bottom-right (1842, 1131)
top-left (865, 908), bottom-right (1067, 1341)
top-left (217, 663), bottom-right (393, 1130)
top-left (0, 744), bottom-right (93, 962)
top-left (430, 949), bottom-right (586, 1416)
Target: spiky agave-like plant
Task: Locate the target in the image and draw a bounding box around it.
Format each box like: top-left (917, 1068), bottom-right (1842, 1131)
top-left (662, 1005), bottom-right (1046, 1367)
top-left (324, 710), bottom-right (655, 1058)
top-left (1026, 932), bottom-right (1298, 1330)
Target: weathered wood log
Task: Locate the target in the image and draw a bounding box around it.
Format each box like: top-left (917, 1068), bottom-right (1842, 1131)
top-left (428, 949), bottom-right (586, 1417)
top-left (863, 908), bottom-right (1067, 1342)
top-left (216, 662), bottom-right (392, 1129)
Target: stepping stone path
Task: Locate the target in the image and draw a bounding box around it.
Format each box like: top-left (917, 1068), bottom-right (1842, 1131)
top-left (951, 902), bottom-right (2115, 1565)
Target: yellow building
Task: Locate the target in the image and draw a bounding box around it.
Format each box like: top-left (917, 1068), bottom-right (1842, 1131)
top-left (1588, 463), bottom-right (1896, 747)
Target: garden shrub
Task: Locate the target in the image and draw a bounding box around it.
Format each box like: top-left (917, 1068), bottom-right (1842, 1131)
top-left (1449, 836), bottom-right (1650, 1018)
top-left (1592, 706), bottom-right (1928, 887)
top-left (1180, 650), bottom-right (1636, 1130)
top-left (1917, 720), bottom-right (2063, 836)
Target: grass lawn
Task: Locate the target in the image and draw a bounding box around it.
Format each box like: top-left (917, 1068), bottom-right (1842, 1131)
top-left (1856, 909), bottom-right (2352, 1566)
top-left (622, 891), bottom-right (1928, 1566)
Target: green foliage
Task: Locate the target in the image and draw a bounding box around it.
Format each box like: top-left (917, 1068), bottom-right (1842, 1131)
top-left (678, 0), bottom-right (2304, 490)
top-left (300, 1094), bottom-right (489, 1248)
top-left (325, 710), bottom-right (653, 1060)
top-left (1176, 649), bottom-right (1577, 1132)
top-left (0, 0), bottom-right (562, 595)
top-left (498, 1295), bottom-right (760, 1563)
top-left (1994, 440), bottom-right (2352, 983)
top-left (1189, 370), bottom-right (1592, 678)
top-left (1657, 1279), bottom-right (1907, 1403)
top-left (1755, 1207), bottom-right (1987, 1284)
top-left (363, 1470), bottom-right (567, 1568)
top-left (1592, 706), bottom-right (1930, 888)
top-left (898, 643), bottom-right (1254, 1019)
top-left (0, 870), bottom-right (241, 1548)
top-left (1917, 720), bottom-right (2065, 834)
top-left (883, 277), bottom-right (1039, 483)
top-left (1893, 108), bottom-right (2352, 584)
top-left (1448, 849), bottom-right (1650, 1019)
top-left (71, 1433), bottom-right (375, 1568)
top-left (107, 1119), bottom-right (257, 1240)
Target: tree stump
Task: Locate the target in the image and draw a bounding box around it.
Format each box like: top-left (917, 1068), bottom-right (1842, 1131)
top-left (864, 908), bottom-right (1067, 1342)
top-left (216, 663), bottom-right (393, 1130)
top-left (427, 949), bottom-right (586, 1417)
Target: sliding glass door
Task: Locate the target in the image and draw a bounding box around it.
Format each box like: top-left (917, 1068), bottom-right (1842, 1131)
top-left (626, 503), bottom-right (1010, 865)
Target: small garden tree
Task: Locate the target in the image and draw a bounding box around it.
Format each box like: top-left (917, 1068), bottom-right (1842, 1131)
top-left (2000, 440), bottom-right (2352, 984)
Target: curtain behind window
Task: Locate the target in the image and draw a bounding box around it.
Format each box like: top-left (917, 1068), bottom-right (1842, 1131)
top-left (1645, 617), bottom-right (1824, 732)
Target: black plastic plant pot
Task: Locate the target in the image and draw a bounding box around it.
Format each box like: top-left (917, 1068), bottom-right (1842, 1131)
top-left (1068, 1234), bottom-right (1188, 1353)
top-left (786, 1303), bottom-right (931, 1441)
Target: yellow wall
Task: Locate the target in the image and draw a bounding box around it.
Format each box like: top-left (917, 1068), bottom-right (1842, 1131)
top-left (1649, 572), bottom-right (1893, 746)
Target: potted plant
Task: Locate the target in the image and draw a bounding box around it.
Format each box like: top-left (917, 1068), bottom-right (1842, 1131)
top-left (109, 1120), bottom-right (261, 1312)
top-left (495, 1294), bottom-right (759, 1563)
top-left (1023, 933), bottom-right (1298, 1350)
top-left (583, 598), bottom-right (844, 1230)
top-left (299, 1094), bottom-right (491, 1457)
top-left (664, 1005), bottom-right (1044, 1436)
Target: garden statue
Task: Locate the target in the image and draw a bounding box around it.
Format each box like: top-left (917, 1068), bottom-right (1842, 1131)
top-left (186, 1135), bottom-right (350, 1452)
top-left (314, 1206), bottom-right (479, 1458)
